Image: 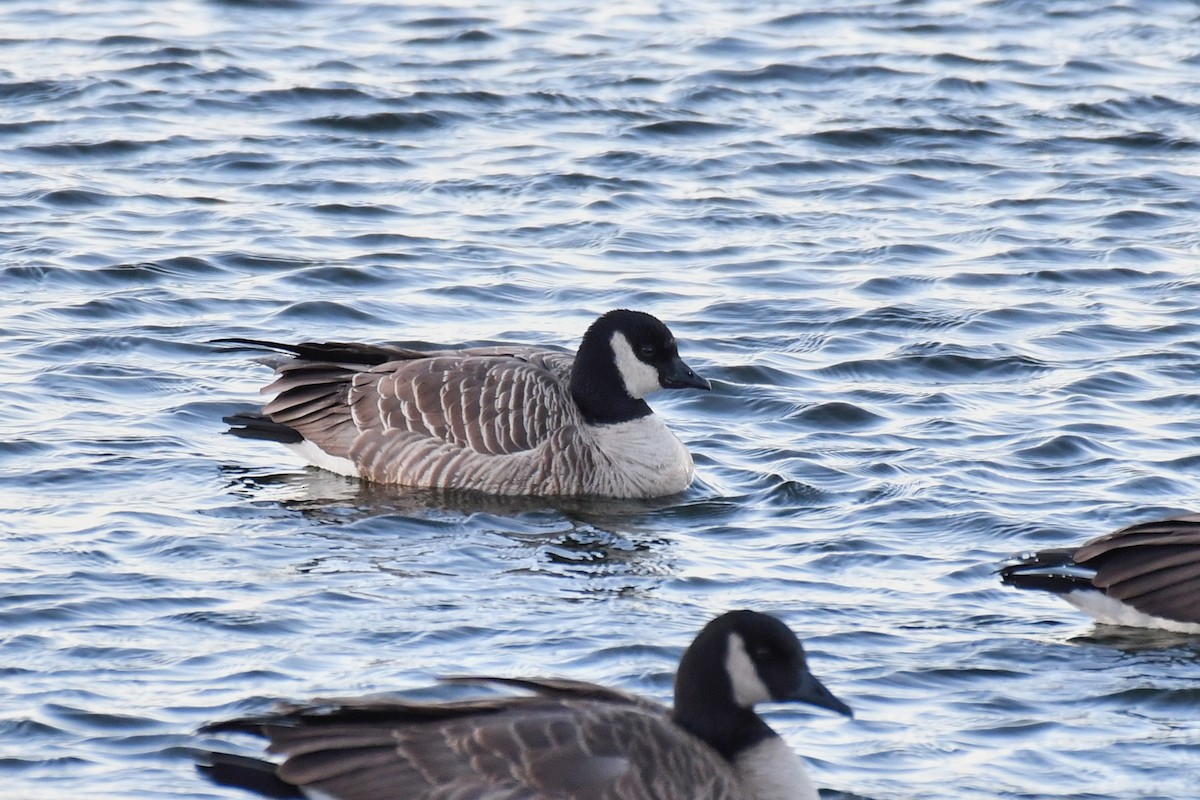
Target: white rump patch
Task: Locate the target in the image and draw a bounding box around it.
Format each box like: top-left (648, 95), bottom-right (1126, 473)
top-left (734, 737), bottom-right (818, 800)
top-left (725, 632), bottom-right (771, 708)
top-left (284, 440), bottom-right (360, 479)
top-left (1063, 590), bottom-right (1200, 634)
top-left (609, 332), bottom-right (662, 399)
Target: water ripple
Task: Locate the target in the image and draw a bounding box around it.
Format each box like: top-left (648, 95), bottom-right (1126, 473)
top-left (3, 0), bottom-right (1200, 798)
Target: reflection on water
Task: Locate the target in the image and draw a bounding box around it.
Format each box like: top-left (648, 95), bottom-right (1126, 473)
top-left (221, 465), bottom-right (679, 597)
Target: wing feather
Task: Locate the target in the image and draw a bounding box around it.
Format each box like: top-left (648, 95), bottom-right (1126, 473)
top-left (354, 355), bottom-right (577, 457)
top-left (1077, 516), bottom-right (1200, 624)
top-left (244, 695), bottom-right (739, 800)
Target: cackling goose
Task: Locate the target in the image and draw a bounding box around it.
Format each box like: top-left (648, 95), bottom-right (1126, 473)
top-left (196, 610), bottom-right (851, 800)
top-left (999, 514), bottom-right (1200, 633)
top-left (218, 309), bottom-right (710, 498)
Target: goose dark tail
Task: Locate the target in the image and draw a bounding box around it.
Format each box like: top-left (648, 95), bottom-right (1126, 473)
top-left (194, 750), bottom-right (302, 799)
top-left (223, 412), bottom-right (303, 445)
top-left (998, 548), bottom-right (1093, 595)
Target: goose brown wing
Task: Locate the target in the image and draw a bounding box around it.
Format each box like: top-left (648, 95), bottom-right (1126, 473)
top-left (246, 341), bottom-right (433, 457)
top-left (217, 690), bottom-right (740, 800)
top-left (349, 352), bottom-right (577, 456)
top-left (1076, 515), bottom-right (1200, 624)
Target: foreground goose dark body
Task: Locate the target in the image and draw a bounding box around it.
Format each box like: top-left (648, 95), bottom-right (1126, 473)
top-left (197, 610), bottom-right (851, 800)
top-left (999, 515), bottom-right (1200, 633)
top-left (219, 309), bottom-right (709, 498)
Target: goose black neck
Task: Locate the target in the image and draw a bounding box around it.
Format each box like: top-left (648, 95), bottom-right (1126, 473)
top-left (671, 636), bottom-right (776, 762)
top-left (672, 693), bottom-right (775, 762)
top-left (570, 329), bottom-right (652, 425)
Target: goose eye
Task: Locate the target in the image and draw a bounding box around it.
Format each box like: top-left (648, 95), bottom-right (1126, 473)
top-left (638, 344), bottom-right (656, 358)
top-left (752, 645), bottom-right (774, 660)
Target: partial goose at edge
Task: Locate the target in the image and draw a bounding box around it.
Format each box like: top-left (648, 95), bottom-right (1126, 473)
top-left (999, 514), bottom-right (1200, 633)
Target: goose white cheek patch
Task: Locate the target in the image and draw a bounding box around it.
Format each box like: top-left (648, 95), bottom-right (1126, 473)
top-left (725, 632), bottom-right (772, 707)
top-left (609, 332), bottom-right (662, 399)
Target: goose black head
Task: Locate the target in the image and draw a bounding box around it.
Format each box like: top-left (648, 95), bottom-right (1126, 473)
top-left (672, 610), bottom-right (851, 760)
top-left (571, 309), bottom-right (709, 425)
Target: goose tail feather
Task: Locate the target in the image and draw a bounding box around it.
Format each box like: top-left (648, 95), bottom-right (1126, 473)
top-left (223, 412), bottom-right (303, 445)
top-left (193, 750), bottom-right (301, 799)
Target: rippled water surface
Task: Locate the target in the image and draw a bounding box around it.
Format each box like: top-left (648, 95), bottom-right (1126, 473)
top-left (4, 1), bottom-right (1200, 797)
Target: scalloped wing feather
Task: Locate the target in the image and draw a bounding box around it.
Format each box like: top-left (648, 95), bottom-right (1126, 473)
top-left (1076, 516), bottom-right (1200, 624)
top-left (256, 696), bottom-right (741, 800)
top-left (330, 353), bottom-right (587, 490)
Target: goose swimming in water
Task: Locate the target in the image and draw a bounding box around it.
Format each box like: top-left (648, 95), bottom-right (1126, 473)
top-left (196, 610), bottom-right (851, 800)
top-left (218, 309), bottom-right (709, 498)
top-left (999, 514), bottom-right (1200, 633)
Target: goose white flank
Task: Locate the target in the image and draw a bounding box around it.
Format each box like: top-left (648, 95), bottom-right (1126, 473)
top-left (219, 309), bottom-right (710, 498)
top-left (196, 610), bottom-right (850, 800)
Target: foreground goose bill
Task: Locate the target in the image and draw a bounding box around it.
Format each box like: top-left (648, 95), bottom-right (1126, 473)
top-left (196, 610), bottom-right (850, 800)
top-left (660, 353), bottom-right (711, 391)
top-left (999, 514), bottom-right (1200, 633)
top-left (788, 667), bottom-right (853, 717)
top-left (215, 308), bottom-right (709, 498)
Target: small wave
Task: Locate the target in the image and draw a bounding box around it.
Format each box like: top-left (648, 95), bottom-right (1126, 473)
top-left (275, 264), bottom-right (395, 288)
top-left (1014, 434), bottom-right (1116, 463)
top-left (20, 139), bottom-right (159, 159)
top-left (207, 0), bottom-right (316, 8)
top-left (854, 275), bottom-right (938, 298)
top-left (1084, 131), bottom-right (1198, 151)
top-left (302, 111), bottom-right (454, 133)
top-left (1100, 209), bottom-right (1171, 230)
top-left (820, 351), bottom-right (1046, 382)
top-left (809, 125), bottom-right (1005, 150)
top-left (404, 29), bottom-right (497, 45)
top-left (0, 119), bottom-right (55, 136)
top-left (95, 34), bottom-right (162, 46)
top-left (310, 203), bottom-right (397, 217)
top-left (0, 78), bottom-right (83, 103)
top-left (36, 189), bottom-right (116, 208)
top-left (766, 10), bottom-right (860, 27)
top-left (1069, 95), bottom-right (1195, 120)
top-left (739, 159), bottom-right (873, 178)
top-left (168, 609), bottom-right (303, 634)
top-left (696, 63), bottom-right (827, 85)
top-left (838, 304), bottom-right (969, 333)
top-left (404, 15), bottom-right (494, 28)
top-left (934, 76), bottom-right (991, 94)
top-left (1027, 266), bottom-right (1160, 284)
top-left (271, 300), bottom-right (380, 324)
top-left (251, 85), bottom-right (377, 104)
top-left (791, 401), bottom-right (887, 431)
top-left (1101, 245), bottom-right (1171, 264)
top-left (630, 120), bottom-right (739, 138)
top-left (216, 253), bottom-right (318, 273)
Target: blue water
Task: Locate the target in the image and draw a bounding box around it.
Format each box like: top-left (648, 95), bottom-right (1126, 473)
top-left (3, 1), bottom-right (1200, 797)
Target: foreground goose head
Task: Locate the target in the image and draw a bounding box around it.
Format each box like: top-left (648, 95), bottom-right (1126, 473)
top-left (999, 514), bottom-right (1200, 633)
top-left (218, 308), bottom-right (710, 498)
top-left (196, 610), bottom-right (851, 800)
